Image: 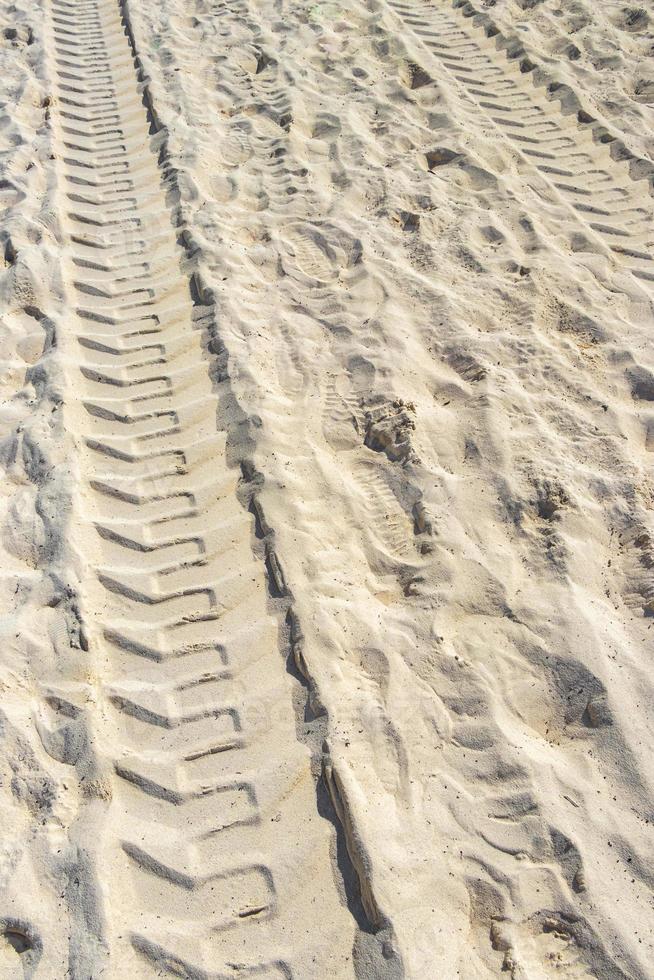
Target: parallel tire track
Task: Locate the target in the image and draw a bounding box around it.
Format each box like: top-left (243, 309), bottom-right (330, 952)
top-left (388, 0), bottom-right (654, 287)
top-left (48, 0), bottom-right (356, 974)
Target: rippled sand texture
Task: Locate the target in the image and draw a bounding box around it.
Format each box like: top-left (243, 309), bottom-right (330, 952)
top-left (0, 0), bottom-right (653, 975)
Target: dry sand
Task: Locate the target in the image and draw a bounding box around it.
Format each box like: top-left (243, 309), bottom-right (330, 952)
top-left (0, 0), bottom-right (653, 975)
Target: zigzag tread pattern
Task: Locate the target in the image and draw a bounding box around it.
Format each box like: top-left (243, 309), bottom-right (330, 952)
top-left (387, 0), bottom-right (654, 288)
top-left (48, 0), bottom-right (356, 974)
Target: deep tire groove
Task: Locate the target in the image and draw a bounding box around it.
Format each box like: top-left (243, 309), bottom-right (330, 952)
top-left (48, 0), bottom-right (357, 975)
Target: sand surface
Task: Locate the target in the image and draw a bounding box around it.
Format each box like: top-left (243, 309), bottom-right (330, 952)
top-left (0, 0), bottom-right (653, 975)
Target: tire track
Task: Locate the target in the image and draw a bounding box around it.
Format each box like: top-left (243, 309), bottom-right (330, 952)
top-left (387, 0), bottom-right (654, 287)
top-left (48, 0), bottom-right (356, 974)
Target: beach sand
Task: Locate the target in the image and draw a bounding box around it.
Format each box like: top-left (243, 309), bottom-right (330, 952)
top-left (0, 0), bottom-right (652, 974)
